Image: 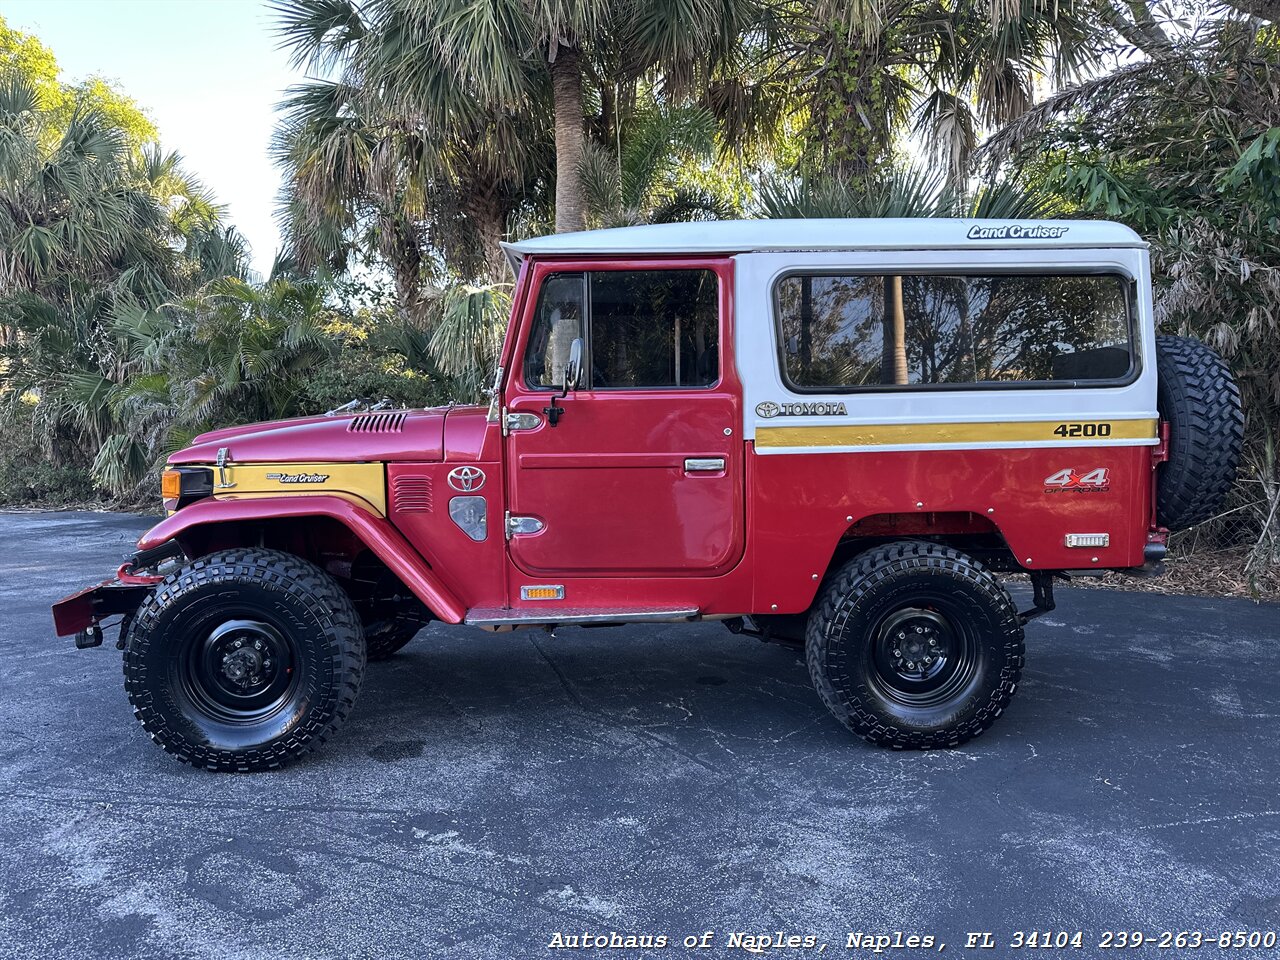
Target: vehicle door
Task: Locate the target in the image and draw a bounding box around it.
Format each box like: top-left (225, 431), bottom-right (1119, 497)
top-left (503, 259), bottom-right (744, 577)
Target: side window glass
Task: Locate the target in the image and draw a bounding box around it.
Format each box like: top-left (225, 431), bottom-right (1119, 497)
top-left (776, 272), bottom-right (1131, 390)
top-left (590, 270), bottom-right (719, 389)
top-left (524, 273), bottom-right (585, 389)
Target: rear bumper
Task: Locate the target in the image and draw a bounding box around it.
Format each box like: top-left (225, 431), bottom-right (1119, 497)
top-left (51, 579), bottom-right (153, 638)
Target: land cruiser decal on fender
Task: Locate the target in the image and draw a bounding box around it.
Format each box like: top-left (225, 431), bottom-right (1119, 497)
top-left (265, 471), bottom-right (331, 484)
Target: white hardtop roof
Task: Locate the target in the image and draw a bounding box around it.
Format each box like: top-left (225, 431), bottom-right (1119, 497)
top-left (501, 218), bottom-right (1145, 272)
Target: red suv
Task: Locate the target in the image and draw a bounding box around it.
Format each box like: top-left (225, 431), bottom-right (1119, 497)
top-left (53, 219), bottom-right (1244, 770)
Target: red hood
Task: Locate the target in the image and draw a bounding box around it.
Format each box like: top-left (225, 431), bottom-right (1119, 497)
top-left (170, 408), bottom-right (457, 465)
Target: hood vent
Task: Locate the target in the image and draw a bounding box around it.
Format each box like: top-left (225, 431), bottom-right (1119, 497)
top-left (348, 412), bottom-right (407, 434)
top-left (392, 475), bottom-right (432, 513)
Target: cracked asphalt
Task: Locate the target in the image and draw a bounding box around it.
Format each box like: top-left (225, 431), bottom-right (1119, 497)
top-left (3, 510), bottom-right (1280, 959)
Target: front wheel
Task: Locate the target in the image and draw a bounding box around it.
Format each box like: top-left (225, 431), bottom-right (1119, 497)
top-left (806, 541), bottom-right (1024, 749)
top-left (123, 548), bottom-right (366, 772)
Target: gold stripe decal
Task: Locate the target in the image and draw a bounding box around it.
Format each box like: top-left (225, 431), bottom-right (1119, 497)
top-left (755, 419), bottom-right (1157, 449)
top-left (213, 462), bottom-right (387, 515)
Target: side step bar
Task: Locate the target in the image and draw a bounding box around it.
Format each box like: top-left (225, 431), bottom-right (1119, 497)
top-left (465, 607), bottom-right (699, 628)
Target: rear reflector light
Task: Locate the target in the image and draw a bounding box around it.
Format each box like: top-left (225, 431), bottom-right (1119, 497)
top-left (1064, 533), bottom-right (1110, 548)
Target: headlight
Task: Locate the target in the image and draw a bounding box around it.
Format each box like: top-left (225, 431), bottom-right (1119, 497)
top-left (161, 467), bottom-right (214, 509)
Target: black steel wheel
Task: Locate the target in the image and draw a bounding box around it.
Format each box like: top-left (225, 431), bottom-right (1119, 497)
top-left (123, 548), bottom-right (366, 772)
top-left (806, 541), bottom-right (1024, 749)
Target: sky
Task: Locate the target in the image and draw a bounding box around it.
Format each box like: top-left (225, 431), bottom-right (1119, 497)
top-left (3, 0), bottom-right (299, 276)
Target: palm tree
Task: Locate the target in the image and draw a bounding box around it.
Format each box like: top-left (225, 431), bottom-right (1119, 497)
top-left (0, 74), bottom-right (172, 303)
top-left (714, 0), bottom-right (1103, 184)
top-left (0, 67), bottom-right (252, 495)
top-left (327, 0), bottom-right (757, 234)
top-left (273, 4), bottom-right (553, 291)
top-left (580, 101), bottom-right (736, 226)
top-left (754, 165), bottom-right (1060, 219)
top-left (172, 276), bottom-right (338, 429)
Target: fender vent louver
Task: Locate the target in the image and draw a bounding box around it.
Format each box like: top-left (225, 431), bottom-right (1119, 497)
top-left (348, 412), bottom-right (407, 433)
top-left (392, 475), bottom-right (432, 513)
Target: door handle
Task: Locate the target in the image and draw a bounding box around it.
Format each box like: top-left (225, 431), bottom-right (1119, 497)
top-left (684, 457), bottom-right (725, 473)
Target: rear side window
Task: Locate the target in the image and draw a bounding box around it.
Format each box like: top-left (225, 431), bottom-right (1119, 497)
top-left (774, 273), bottom-right (1132, 391)
top-left (523, 269), bottom-right (720, 390)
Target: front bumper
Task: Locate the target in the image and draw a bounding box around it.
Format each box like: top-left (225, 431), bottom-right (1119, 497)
top-left (51, 579), bottom-right (153, 642)
top-left (50, 540), bottom-right (181, 643)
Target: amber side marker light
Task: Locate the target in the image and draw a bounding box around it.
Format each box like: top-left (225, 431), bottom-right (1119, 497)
top-left (162, 466), bottom-right (215, 508)
top-left (521, 585), bottom-right (565, 601)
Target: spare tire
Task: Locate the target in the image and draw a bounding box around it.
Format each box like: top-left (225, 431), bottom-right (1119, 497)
top-left (1154, 334), bottom-right (1244, 531)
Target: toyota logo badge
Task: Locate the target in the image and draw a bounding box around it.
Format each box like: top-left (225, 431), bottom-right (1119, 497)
top-left (447, 466), bottom-right (486, 492)
top-left (755, 401), bottom-right (780, 419)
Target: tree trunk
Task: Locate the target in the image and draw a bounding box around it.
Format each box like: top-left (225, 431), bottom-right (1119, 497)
top-left (1221, 0), bottom-right (1279, 18)
top-left (799, 275), bottom-right (813, 372)
top-left (549, 43), bottom-right (586, 234)
top-left (892, 276), bottom-right (908, 384)
top-left (466, 191), bottom-right (510, 284)
top-left (1097, 0), bottom-right (1172, 55)
top-left (886, 276), bottom-right (908, 384)
top-left (382, 217), bottom-right (428, 328)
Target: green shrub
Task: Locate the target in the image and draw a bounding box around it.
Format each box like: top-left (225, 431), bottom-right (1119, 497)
top-left (0, 407), bottom-right (96, 507)
top-left (299, 348), bottom-right (452, 413)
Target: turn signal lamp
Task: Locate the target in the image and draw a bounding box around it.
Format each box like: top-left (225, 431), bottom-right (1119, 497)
top-left (162, 467), bottom-right (215, 510)
top-left (161, 469), bottom-right (182, 500)
top-left (521, 585), bottom-right (565, 601)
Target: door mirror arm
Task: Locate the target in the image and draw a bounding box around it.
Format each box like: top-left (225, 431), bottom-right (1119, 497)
top-left (544, 337), bottom-right (584, 427)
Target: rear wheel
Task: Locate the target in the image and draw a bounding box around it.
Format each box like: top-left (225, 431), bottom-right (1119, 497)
top-left (806, 541), bottom-right (1024, 749)
top-left (123, 548), bottom-right (366, 772)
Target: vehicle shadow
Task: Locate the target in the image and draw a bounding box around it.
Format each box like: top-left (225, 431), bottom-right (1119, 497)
top-left (340, 619), bottom-right (1069, 765)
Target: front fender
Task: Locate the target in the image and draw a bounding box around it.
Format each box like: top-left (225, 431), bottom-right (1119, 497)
top-left (138, 495), bottom-right (466, 623)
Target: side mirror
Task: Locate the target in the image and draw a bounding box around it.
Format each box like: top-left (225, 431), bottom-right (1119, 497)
top-left (544, 337), bottom-right (583, 428)
top-left (563, 337), bottom-right (584, 391)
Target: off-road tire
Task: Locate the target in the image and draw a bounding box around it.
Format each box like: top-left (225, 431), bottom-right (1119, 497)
top-left (806, 541), bottom-right (1024, 749)
top-left (123, 548), bottom-right (366, 772)
top-left (362, 620), bottom-right (420, 661)
top-left (1154, 334), bottom-right (1244, 531)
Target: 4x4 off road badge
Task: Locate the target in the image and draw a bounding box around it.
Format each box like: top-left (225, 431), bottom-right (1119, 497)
top-left (1044, 467), bottom-right (1110, 493)
top-left (447, 466), bottom-right (485, 492)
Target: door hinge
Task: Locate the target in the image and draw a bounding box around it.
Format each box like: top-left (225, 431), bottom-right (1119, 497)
top-left (504, 410), bottom-right (541, 435)
top-left (505, 511), bottom-right (545, 539)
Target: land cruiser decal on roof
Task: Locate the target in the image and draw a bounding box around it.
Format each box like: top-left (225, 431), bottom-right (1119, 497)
top-left (755, 401), bottom-right (848, 418)
top-left (965, 224), bottom-right (1070, 240)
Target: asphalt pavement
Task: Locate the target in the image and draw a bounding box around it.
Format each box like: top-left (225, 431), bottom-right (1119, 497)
top-left (2, 510), bottom-right (1279, 960)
